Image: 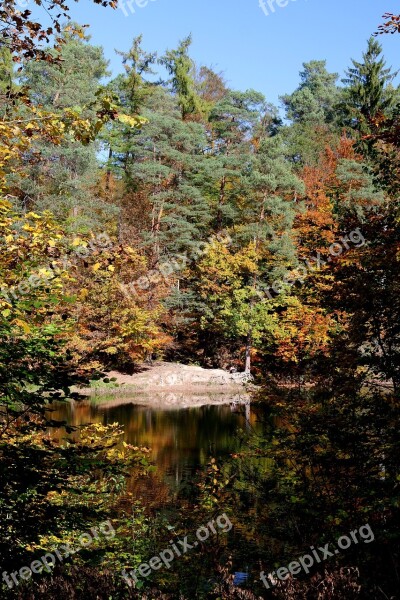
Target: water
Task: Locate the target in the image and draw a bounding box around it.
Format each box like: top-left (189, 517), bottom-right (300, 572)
top-left (47, 390), bottom-right (400, 597)
top-left (49, 394), bottom-right (259, 496)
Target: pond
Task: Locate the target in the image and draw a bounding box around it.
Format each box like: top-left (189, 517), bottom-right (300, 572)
top-left (46, 389), bottom-right (395, 598)
top-left (49, 393), bottom-right (262, 497)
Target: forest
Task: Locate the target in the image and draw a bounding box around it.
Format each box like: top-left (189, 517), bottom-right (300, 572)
top-left (0, 1), bottom-right (399, 599)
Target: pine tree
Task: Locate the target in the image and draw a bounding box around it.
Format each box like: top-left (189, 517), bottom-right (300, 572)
top-left (121, 86), bottom-right (210, 261)
top-left (282, 60), bottom-right (340, 126)
top-left (14, 26), bottom-right (110, 230)
top-left (203, 89), bottom-right (267, 231)
top-left (102, 37), bottom-right (157, 180)
top-left (236, 131), bottom-right (304, 372)
top-left (342, 37), bottom-right (399, 135)
top-left (100, 36), bottom-right (158, 238)
top-left (160, 35), bottom-right (205, 121)
top-left (281, 61), bottom-right (341, 167)
top-left (186, 122), bottom-right (304, 371)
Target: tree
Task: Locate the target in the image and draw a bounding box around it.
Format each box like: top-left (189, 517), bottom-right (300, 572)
top-left (14, 26), bottom-right (111, 229)
top-left (205, 89), bottom-right (268, 231)
top-left (282, 60), bottom-right (340, 126)
top-left (376, 11), bottom-right (400, 35)
top-left (0, 47), bottom-right (13, 95)
top-left (194, 65), bottom-right (228, 108)
top-left (342, 37), bottom-right (399, 138)
top-left (160, 36), bottom-right (205, 121)
top-left (100, 35), bottom-right (158, 238)
top-left (186, 131), bottom-right (304, 373)
top-left (0, 198), bottom-right (148, 585)
top-left (281, 61), bottom-right (341, 167)
top-left (118, 87), bottom-right (210, 262)
top-left (238, 133), bottom-right (304, 372)
top-left (0, 0), bottom-right (117, 62)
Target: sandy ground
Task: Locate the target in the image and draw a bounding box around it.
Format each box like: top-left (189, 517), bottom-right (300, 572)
top-left (108, 362), bottom-right (251, 388)
top-left (83, 362), bottom-right (255, 407)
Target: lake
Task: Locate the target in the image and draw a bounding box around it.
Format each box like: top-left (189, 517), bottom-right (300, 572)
top-left (49, 393), bottom-right (261, 497)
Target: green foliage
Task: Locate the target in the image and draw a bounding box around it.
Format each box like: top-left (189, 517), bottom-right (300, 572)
top-left (0, 48), bottom-right (13, 96)
top-left (341, 37), bottom-right (400, 141)
top-left (281, 60), bottom-right (342, 167)
top-left (0, 199), bottom-right (152, 589)
top-left (160, 35), bottom-right (206, 121)
top-left (14, 27), bottom-right (112, 229)
top-left (282, 60), bottom-right (340, 126)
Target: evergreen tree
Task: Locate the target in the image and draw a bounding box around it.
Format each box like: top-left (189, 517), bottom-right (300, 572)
top-left (14, 26), bottom-right (110, 230)
top-left (342, 37), bottom-right (399, 135)
top-left (102, 36), bottom-right (157, 181)
top-left (122, 87), bottom-right (210, 261)
top-left (160, 35), bottom-right (205, 121)
top-left (232, 132), bottom-right (304, 372)
top-left (203, 89), bottom-right (267, 231)
top-left (116, 35), bottom-right (157, 114)
top-left (282, 60), bottom-right (340, 126)
top-left (100, 36), bottom-right (158, 238)
top-left (185, 128), bottom-right (304, 371)
top-left (281, 60), bottom-right (341, 167)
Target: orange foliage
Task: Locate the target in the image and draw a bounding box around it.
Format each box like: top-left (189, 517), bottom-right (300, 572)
top-left (274, 301), bottom-right (333, 364)
top-left (295, 136), bottom-right (358, 255)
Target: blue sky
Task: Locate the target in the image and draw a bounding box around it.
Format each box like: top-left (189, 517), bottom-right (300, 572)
top-left (65, 0), bottom-right (400, 107)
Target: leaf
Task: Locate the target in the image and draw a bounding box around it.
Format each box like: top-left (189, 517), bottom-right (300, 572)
top-left (117, 113), bottom-right (148, 129)
top-left (104, 347), bottom-right (118, 355)
top-left (12, 319), bottom-right (31, 334)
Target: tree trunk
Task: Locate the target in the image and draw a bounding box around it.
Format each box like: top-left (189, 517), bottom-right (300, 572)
top-left (105, 146), bottom-right (113, 194)
top-left (245, 330), bottom-right (252, 374)
top-left (217, 175), bottom-right (226, 229)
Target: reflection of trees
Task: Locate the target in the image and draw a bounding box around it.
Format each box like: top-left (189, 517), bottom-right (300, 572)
top-left (47, 393), bottom-right (399, 598)
top-left (48, 400), bottom-right (259, 489)
top-left (219, 390), bottom-right (399, 598)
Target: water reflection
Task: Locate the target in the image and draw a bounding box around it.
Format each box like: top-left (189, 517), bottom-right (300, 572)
top-left (49, 394), bottom-right (259, 493)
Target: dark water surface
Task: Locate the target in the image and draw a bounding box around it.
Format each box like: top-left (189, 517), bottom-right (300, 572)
top-left (50, 395), bottom-right (261, 495)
